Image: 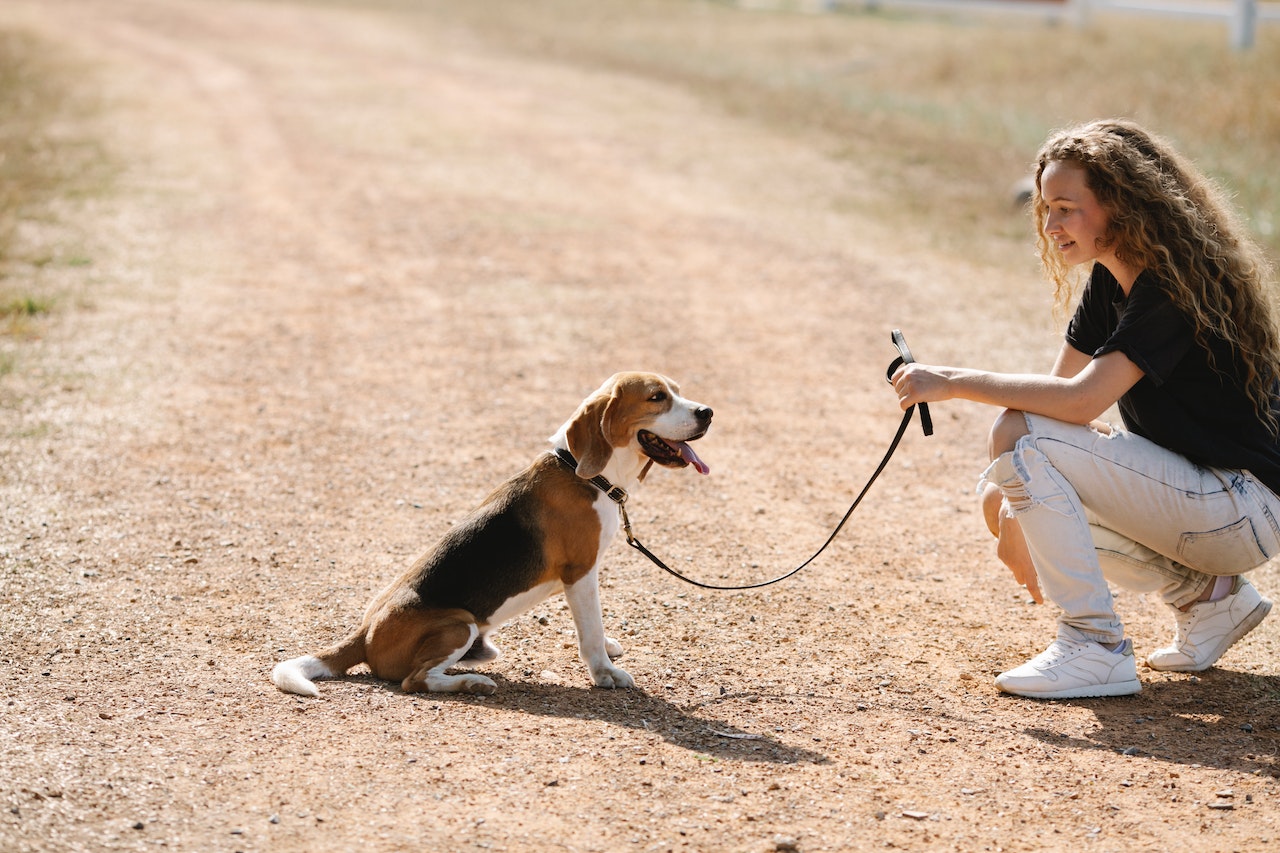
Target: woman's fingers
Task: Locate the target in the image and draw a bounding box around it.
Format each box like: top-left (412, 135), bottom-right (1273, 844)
top-left (996, 509), bottom-right (1044, 604)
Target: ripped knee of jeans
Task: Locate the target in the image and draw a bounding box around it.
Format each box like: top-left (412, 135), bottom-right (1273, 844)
top-left (977, 445), bottom-right (1039, 512)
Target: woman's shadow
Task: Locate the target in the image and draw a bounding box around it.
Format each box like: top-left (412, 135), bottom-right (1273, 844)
top-left (1020, 670), bottom-right (1280, 776)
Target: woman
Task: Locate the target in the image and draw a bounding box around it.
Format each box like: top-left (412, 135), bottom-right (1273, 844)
top-left (891, 119), bottom-right (1278, 699)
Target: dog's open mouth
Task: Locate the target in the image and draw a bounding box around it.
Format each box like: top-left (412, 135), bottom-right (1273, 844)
top-left (638, 430), bottom-right (710, 474)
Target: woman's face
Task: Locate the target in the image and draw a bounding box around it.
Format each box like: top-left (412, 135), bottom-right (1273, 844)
top-left (1040, 160), bottom-right (1114, 270)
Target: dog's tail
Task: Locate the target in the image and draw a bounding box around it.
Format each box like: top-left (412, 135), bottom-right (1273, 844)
top-left (271, 632), bottom-right (367, 698)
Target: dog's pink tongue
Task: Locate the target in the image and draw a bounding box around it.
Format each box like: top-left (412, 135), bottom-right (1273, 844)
top-left (677, 442), bottom-right (710, 475)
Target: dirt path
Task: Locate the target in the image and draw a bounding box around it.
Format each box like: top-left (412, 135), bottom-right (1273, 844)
top-left (2, 1), bottom-right (1279, 851)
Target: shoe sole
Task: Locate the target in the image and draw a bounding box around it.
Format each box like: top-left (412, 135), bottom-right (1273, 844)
top-left (1146, 597), bottom-right (1272, 673)
top-left (996, 678), bottom-right (1142, 700)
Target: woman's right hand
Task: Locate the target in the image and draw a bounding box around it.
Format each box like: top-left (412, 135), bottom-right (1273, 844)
top-left (889, 362), bottom-right (954, 412)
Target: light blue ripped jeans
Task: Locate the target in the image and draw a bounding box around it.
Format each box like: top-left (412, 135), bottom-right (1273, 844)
top-left (980, 413), bottom-right (1280, 645)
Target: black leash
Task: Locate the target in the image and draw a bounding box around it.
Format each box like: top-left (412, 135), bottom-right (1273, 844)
top-left (617, 329), bottom-right (933, 591)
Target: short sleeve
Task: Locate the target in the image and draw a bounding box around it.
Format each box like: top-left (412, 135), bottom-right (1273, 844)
top-left (1093, 275), bottom-right (1194, 385)
top-left (1066, 266), bottom-right (1119, 357)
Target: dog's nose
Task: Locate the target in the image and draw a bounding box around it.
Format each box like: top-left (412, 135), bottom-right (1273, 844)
top-left (696, 406), bottom-right (713, 423)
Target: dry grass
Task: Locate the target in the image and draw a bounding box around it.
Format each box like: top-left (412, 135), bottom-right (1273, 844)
top-left (353, 0), bottom-right (1279, 261)
top-left (0, 29), bottom-right (106, 345)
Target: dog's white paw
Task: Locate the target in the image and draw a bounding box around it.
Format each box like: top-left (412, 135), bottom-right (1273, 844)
top-left (461, 675), bottom-right (498, 696)
top-left (424, 672), bottom-right (497, 695)
top-left (590, 663), bottom-right (634, 689)
top-left (604, 637), bottom-right (624, 659)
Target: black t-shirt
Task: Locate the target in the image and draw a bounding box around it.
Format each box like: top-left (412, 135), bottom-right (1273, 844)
top-left (1065, 263), bottom-right (1280, 496)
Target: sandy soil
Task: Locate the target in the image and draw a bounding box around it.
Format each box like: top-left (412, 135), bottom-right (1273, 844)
top-left (2, 1), bottom-right (1279, 851)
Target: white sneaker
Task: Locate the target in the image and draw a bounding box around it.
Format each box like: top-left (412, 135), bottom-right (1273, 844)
top-left (1147, 577), bottom-right (1271, 672)
top-left (995, 637), bottom-right (1141, 699)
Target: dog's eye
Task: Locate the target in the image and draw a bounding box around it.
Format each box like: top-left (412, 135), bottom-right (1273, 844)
top-left (648, 391), bottom-right (668, 403)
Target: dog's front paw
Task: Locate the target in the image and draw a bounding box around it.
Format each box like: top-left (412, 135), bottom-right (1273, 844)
top-left (460, 674), bottom-right (498, 696)
top-left (605, 637), bottom-right (624, 659)
top-left (590, 663), bottom-right (634, 689)
top-left (417, 672), bottom-right (497, 695)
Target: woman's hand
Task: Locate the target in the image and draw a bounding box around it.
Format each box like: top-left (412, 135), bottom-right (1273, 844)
top-left (981, 482), bottom-right (1043, 604)
top-left (890, 362), bottom-right (954, 411)
top-left (997, 511), bottom-right (1043, 604)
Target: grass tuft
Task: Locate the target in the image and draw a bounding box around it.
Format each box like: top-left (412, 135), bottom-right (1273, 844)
top-left (0, 28), bottom-right (106, 340)
top-left (0, 296), bottom-right (51, 318)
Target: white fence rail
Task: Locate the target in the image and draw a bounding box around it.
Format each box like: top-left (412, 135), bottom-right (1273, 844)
top-left (823, 0), bottom-right (1278, 49)
top-left (1081, 0), bottom-right (1277, 48)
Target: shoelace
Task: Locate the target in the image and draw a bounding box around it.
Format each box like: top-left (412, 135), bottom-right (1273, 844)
top-left (1031, 639), bottom-right (1080, 665)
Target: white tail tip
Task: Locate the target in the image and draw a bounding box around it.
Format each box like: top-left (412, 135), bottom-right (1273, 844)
top-left (271, 655), bottom-right (329, 697)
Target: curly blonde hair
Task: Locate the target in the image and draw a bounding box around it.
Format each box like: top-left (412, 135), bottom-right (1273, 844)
top-left (1032, 118), bottom-right (1280, 431)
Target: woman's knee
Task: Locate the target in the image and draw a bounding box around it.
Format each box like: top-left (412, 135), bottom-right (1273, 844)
top-left (987, 409), bottom-right (1030, 460)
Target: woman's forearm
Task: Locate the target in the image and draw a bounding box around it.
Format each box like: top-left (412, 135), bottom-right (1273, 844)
top-left (933, 368), bottom-right (1106, 424)
top-left (892, 350), bottom-right (1143, 424)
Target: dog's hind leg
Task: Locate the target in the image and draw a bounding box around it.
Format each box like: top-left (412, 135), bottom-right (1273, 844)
top-left (401, 616), bottom-right (498, 695)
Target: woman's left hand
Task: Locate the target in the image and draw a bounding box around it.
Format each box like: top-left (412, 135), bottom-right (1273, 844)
top-left (981, 481), bottom-right (1043, 604)
top-left (997, 511), bottom-right (1043, 604)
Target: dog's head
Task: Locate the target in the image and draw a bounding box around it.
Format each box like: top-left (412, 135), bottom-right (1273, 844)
top-left (558, 372), bottom-right (712, 480)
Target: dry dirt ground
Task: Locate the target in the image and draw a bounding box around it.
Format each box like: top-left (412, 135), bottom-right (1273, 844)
top-left (3, 1), bottom-right (1280, 851)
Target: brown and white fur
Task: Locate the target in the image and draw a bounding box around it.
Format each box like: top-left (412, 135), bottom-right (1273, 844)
top-left (271, 372), bottom-right (712, 697)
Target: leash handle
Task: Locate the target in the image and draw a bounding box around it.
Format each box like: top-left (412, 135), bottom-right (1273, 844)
top-left (627, 329), bottom-right (931, 590)
top-left (887, 328), bottom-right (932, 436)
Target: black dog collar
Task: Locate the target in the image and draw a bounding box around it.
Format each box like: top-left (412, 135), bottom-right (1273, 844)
top-left (551, 448), bottom-right (629, 505)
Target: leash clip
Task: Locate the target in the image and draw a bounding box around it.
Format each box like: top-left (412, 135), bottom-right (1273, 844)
top-left (619, 504), bottom-right (635, 544)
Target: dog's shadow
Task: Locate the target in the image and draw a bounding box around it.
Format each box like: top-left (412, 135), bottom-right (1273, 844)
top-left (484, 675), bottom-right (829, 764)
top-left (334, 672), bottom-right (828, 765)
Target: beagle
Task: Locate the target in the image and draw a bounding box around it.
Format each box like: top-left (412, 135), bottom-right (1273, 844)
top-left (271, 372), bottom-right (712, 696)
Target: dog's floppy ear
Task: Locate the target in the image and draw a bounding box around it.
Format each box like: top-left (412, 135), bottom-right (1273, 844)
top-left (565, 381), bottom-right (619, 479)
